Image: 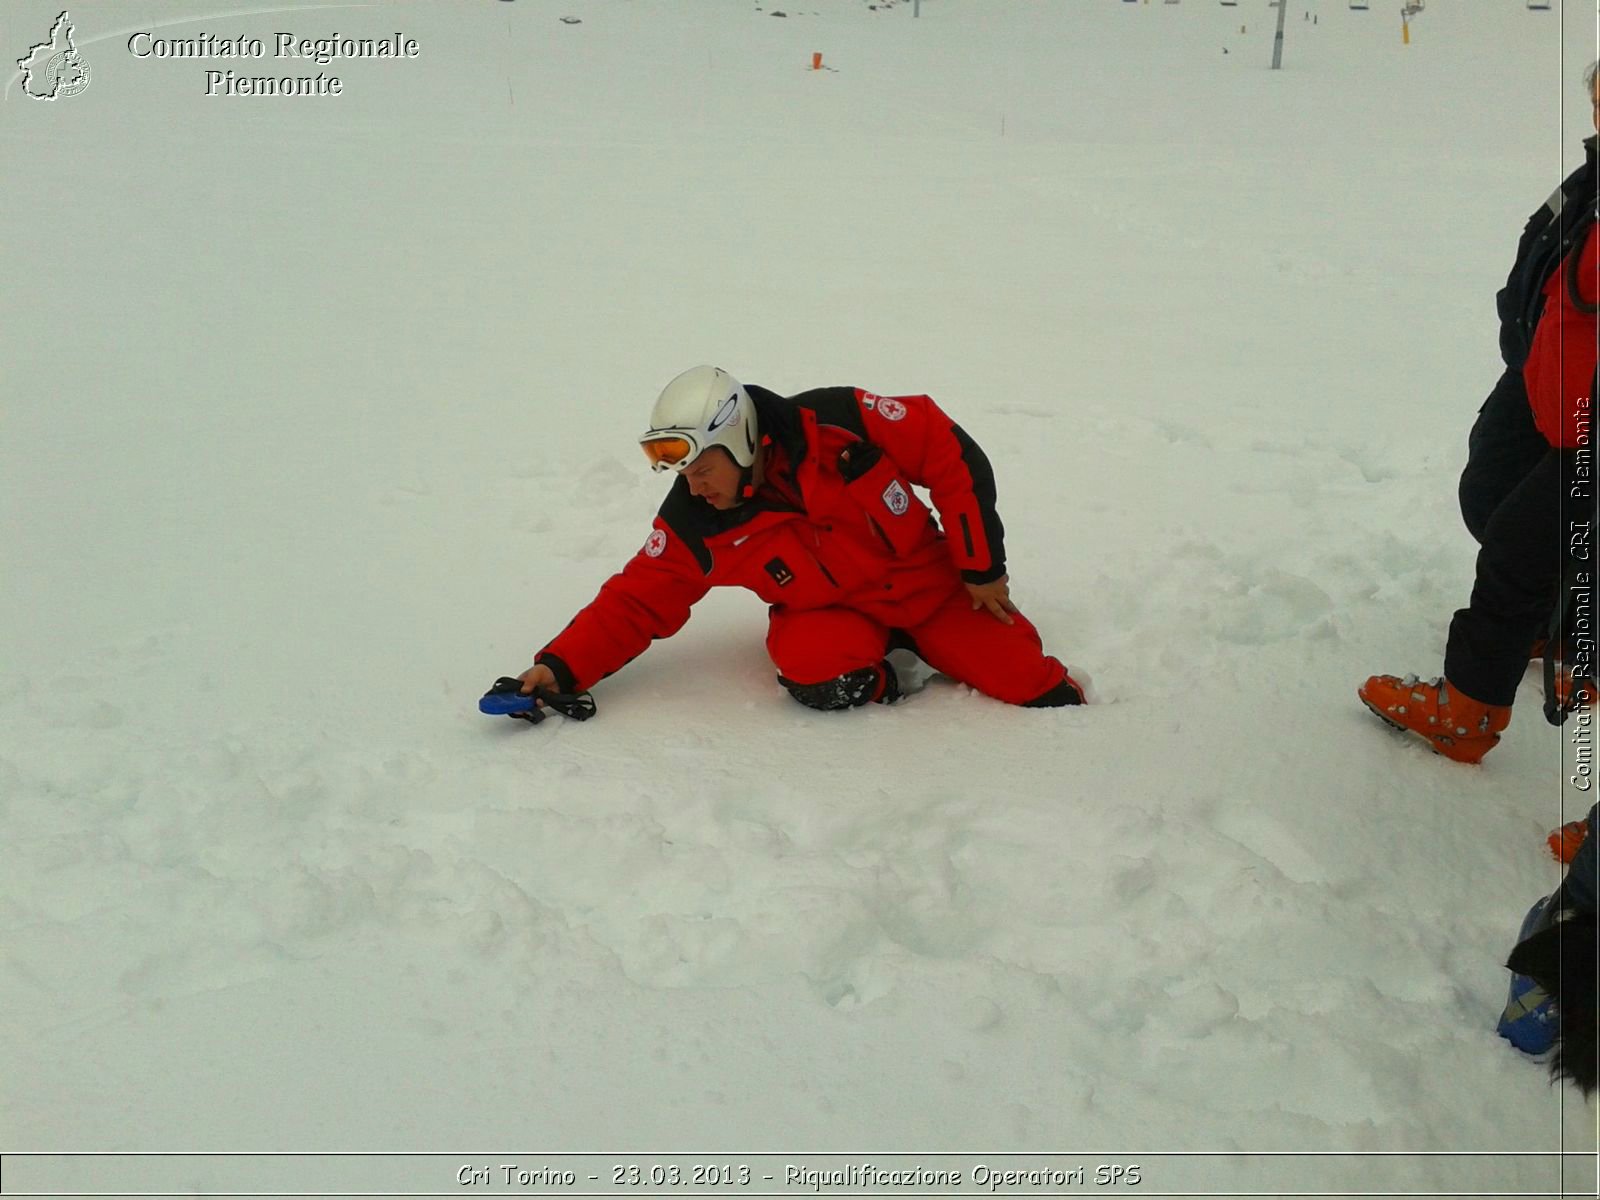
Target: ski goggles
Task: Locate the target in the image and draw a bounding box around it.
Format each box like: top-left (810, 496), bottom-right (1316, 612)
top-left (639, 430), bottom-right (700, 472)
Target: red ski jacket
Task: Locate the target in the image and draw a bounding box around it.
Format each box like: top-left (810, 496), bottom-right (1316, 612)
top-left (1523, 223), bottom-right (1598, 451)
top-left (536, 386), bottom-right (1008, 693)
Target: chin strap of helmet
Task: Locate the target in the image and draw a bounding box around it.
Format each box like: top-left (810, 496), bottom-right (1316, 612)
top-left (739, 436), bottom-right (772, 501)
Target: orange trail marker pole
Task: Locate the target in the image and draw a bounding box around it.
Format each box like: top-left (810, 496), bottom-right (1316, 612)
top-left (812, 51), bottom-right (822, 70)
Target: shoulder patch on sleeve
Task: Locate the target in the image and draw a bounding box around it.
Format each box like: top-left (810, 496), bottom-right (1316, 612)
top-left (643, 529), bottom-right (667, 557)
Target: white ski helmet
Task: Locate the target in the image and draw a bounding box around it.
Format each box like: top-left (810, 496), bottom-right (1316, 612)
top-left (639, 365), bottom-right (760, 472)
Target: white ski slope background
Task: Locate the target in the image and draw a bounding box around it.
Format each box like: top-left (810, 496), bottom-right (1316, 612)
top-left (4, 0), bottom-right (1600, 1196)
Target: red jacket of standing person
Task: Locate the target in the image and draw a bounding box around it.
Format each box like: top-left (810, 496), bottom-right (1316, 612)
top-left (517, 366), bottom-right (1084, 712)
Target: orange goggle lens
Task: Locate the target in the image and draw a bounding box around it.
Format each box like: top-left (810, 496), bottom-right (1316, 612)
top-left (641, 435), bottom-right (696, 471)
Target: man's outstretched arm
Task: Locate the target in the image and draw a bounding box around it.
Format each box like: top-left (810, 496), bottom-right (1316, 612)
top-left (524, 519), bottom-right (710, 694)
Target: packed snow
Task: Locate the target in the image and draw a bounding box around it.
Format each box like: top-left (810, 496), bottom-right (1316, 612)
top-left (4, 0), bottom-right (1600, 1195)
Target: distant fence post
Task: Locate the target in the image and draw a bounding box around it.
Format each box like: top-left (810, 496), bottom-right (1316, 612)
top-left (1270, 0), bottom-right (1288, 68)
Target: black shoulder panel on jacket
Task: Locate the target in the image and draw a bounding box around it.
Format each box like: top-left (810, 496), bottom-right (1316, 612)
top-left (655, 471), bottom-right (772, 573)
top-left (788, 386), bottom-right (867, 438)
top-left (656, 478), bottom-right (715, 574)
top-left (746, 384), bottom-right (855, 471)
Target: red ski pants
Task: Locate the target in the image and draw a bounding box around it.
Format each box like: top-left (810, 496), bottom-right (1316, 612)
top-left (765, 586), bottom-right (1067, 706)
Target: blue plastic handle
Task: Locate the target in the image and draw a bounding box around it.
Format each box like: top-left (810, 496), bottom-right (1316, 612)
top-left (480, 690), bottom-right (539, 716)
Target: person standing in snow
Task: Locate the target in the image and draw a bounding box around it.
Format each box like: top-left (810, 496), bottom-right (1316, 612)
top-left (1358, 63), bottom-right (1599, 764)
top-left (512, 366), bottom-right (1085, 712)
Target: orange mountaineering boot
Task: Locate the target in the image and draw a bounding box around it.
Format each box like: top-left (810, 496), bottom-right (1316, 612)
top-left (1357, 674), bottom-right (1512, 764)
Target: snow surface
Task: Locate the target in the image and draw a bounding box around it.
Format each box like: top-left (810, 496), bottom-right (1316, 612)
top-left (4, 0), bottom-right (1600, 1195)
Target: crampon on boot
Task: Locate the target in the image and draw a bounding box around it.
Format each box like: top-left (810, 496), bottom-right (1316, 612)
top-left (1549, 819), bottom-right (1590, 865)
top-left (1357, 674), bottom-right (1511, 764)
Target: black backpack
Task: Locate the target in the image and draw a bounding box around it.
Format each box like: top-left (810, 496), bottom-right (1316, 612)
top-left (1498, 145), bottom-right (1599, 370)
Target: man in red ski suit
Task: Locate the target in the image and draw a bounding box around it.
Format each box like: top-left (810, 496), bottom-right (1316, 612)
top-left (515, 366), bottom-right (1085, 711)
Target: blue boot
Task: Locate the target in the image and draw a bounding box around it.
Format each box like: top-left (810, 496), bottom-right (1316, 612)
top-left (1498, 895), bottom-right (1559, 1056)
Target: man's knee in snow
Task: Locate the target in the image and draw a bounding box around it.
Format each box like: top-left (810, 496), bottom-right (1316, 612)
top-left (779, 662), bottom-right (900, 711)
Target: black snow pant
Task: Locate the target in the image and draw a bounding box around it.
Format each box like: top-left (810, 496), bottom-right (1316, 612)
top-left (1445, 367), bottom-right (1587, 708)
top-left (1558, 803), bottom-right (1600, 915)
top-left (1458, 369), bottom-right (1551, 543)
